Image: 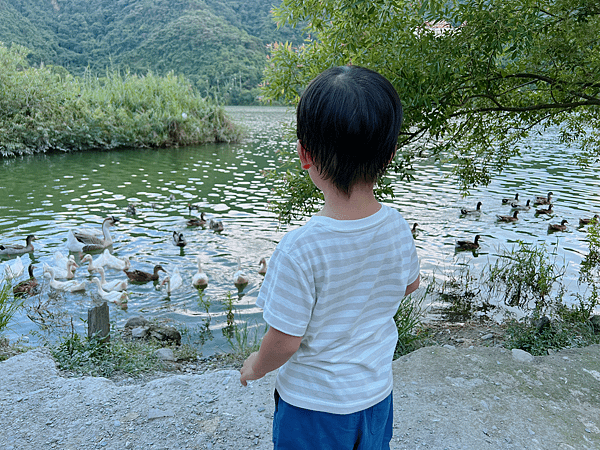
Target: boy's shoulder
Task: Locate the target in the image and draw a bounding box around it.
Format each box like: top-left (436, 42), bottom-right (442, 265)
top-left (279, 205), bottom-right (410, 246)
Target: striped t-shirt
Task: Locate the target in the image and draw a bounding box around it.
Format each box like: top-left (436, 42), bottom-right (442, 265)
top-left (256, 204), bottom-right (420, 414)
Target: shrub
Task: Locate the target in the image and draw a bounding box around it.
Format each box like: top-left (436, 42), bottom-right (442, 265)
top-left (0, 44), bottom-right (244, 157)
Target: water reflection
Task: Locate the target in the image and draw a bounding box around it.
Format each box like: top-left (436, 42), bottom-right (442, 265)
top-left (1, 106), bottom-right (599, 354)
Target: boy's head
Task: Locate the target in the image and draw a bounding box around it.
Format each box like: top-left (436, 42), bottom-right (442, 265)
top-left (296, 65), bottom-right (403, 196)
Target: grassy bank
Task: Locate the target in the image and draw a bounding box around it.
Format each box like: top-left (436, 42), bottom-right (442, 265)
top-left (0, 44), bottom-right (244, 157)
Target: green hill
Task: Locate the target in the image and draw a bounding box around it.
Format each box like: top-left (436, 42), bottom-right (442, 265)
top-left (0, 0), bottom-right (306, 105)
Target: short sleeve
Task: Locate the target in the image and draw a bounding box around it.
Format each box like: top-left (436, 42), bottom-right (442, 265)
top-left (406, 236), bottom-right (420, 285)
top-left (256, 248), bottom-right (315, 337)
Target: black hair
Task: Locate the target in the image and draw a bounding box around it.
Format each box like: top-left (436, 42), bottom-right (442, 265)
top-left (296, 65), bottom-right (403, 196)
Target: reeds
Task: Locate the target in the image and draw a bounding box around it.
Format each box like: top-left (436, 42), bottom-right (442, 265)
top-left (0, 44), bottom-right (244, 157)
top-left (0, 280), bottom-right (24, 336)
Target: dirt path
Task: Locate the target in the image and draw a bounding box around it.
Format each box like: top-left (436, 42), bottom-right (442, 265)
top-left (1, 341), bottom-right (599, 449)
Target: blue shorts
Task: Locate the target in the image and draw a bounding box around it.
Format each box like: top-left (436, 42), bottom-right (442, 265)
top-left (272, 390), bottom-right (393, 450)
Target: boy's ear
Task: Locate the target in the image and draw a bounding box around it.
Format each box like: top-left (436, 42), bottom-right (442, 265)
top-left (297, 141), bottom-right (313, 165)
top-left (388, 145), bottom-right (397, 165)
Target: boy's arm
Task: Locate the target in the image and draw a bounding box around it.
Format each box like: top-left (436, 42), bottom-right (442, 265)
top-left (240, 326), bottom-right (302, 386)
top-left (404, 274), bottom-right (420, 297)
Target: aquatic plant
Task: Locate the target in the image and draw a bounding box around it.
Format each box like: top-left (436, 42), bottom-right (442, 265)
top-left (226, 321), bottom-right (267, 359)
top-left (0, 279), bottom-right (25, 336)
top-left (485, 241), bottom-right (566, 312)
top-left (221, 291), bottom-right (237, 339)
top-left (578, 220), bottom-right (600, 316)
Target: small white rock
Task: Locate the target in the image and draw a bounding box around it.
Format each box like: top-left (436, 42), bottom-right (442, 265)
top-left (512, 348), bottom-right (534, 363)
top-left (131, 327), bottom-right (148, 339)
top-left (154, 348), bottom-right (176, 362)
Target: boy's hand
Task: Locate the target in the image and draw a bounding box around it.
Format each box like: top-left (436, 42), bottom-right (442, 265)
top-left (240, 352), bottom-right (262, 386)
top-left (239, 327), bottom-right (302, 386)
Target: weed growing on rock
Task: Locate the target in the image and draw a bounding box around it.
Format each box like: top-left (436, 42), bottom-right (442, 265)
top-left (50, 321), bottom-right (171, 377)
top-left (504, 309), bottom-right (600, 356)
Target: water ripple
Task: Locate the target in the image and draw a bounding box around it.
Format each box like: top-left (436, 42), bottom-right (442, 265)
top-left (0, 106), bottom-right (599, 353)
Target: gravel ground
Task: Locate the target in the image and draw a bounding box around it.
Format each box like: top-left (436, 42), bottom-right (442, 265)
top-left (1, 324), bottom-right (599, 450)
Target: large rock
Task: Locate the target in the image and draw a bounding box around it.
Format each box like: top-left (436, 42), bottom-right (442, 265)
top-left (148, 325), bottom-right (181, 345)
top-left (125, 316), bottom-right (149, 328)
top-left (124, 316), bottom-right (181, 345)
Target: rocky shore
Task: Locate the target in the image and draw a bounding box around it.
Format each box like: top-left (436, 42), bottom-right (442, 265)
top-left (1, 338), bottom-right (599, 450)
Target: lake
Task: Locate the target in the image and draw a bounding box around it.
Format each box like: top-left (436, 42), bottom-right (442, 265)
top-left (1, 106), bottom-right (599, 355)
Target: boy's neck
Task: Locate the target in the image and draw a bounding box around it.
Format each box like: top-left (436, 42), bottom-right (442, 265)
top-left (316, 182), bottom-right (381, 220)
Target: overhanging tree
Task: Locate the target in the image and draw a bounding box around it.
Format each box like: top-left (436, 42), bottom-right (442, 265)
top-left (261, 0), bottom-right (600, 221)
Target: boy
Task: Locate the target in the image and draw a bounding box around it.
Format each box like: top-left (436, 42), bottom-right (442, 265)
top-left (240, 65), bottom-right (420, 449)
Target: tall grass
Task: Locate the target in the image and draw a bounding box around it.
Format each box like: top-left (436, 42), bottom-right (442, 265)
top-left (0, 44), bottom-right (244, 157)
top-left (393, 292), bottom-right (426, 358)
top-left (0, 279), bottom-right (25, 336)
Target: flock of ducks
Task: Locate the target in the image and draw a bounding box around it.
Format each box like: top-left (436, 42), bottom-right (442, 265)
top-left (1, 209), bottom-right (269, 310)
top-left (7, 190), bottom-right (596, 304)
top-left (453, 191), bottom-right (599, 251)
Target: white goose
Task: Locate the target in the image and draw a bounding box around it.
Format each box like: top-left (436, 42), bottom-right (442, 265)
top-left (91, 277), bottom-right (129, 308)
top-left (53, 251), bottom-right (79, 272)
top-left (68, 216), bottom-right (119, 252)
top-left (191, 256), bottom-right (209, 289)
top-left (233, 257), bottom-right (249, 288)
top-left (3, 256), bottom-right (25, 280)
top-left (158, 267), bottom-right (183, 294)
top-left (81, 253), bottom-right (106, 274)
top-left (258, 257), bottom-right (268, 275)
top-left (97, 249), bottom-right (130, 271)
top-left (44, 268), bottom-right (86, 292)
top-left (66, 229), bottom-right (86, 252)
top-left (43, 260), bottom-right (77, 280)
top-left (95, 266), bottom-right (128, 292)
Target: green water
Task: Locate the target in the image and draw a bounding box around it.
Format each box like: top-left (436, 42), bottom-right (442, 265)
top-left (1, 106), bottom-right (599, 353)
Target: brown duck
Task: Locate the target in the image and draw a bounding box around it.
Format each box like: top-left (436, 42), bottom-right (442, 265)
top-left (456, 235), bottom-right (482, 250)
top-left (187, 212), bottom-right (206, 227)
top-left (510, 199), bottom-right (531, 211)
top-left (579, 214), bottom-right (600, 226)
top-left (501, 193), bottom-right (518, 205)
top-left (411, 223), bottom-right (419, 237)
top-left (535, 204), bottom-right (553, 215)
top-left (13, 264), bottom-right (39, 297)
top-left (0, 235), bottom-right (36, 256)
top-left (534, 191), bottom-right (553, 205)
top-left (548, 219), bottom-right (568, 232)
top-left (497, 210), bottom-right (519, 222)
top-left (124, 264), bottom-right (166, 282)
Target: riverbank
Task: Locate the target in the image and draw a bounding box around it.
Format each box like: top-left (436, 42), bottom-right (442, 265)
top-left (1, 322), bottom-right (599, 450)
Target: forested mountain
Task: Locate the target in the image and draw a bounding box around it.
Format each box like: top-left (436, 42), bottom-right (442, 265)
top-left (0, 0), bottom-right (306, 104)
